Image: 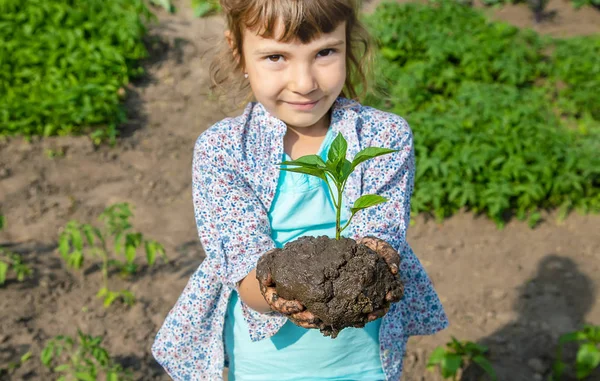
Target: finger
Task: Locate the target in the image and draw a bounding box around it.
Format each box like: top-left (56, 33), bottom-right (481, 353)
top-left (291, 319), bottom-right (320, 329)
top-left (373, 240), bottom-right (400, 273)
top-left (360, 237), bottom-right (400, 274)
top-left (385, 290), bottom-right (394, 302)
top-left (268, 291), bottom-right (304, 314)
top-left (259, 271), bottom-right (274, 287)
top-left (367, 307), bottom-right (389, 322)
top-left (358, 236), bottom-right (378, 251)
top-left (288, 315), bottom-right (322, 329)
top-left (289, 310), bottom-right (317, 322)
top-left (386, 288), bottom-right (403, 303)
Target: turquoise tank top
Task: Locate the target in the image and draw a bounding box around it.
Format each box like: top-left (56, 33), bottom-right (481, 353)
top-left (224, 127), bottom-right (385, 381)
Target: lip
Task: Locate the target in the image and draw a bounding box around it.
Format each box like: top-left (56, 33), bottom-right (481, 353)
top-left (285, 99), bottom-right (320, 111)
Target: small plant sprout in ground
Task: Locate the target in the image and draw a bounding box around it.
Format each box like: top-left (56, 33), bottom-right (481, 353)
top-left (41, 330), bottom-right (133, 381)
top-left (58, 202), bottom-right (167, 307)
top-left (279, 132), bottom-right (398, 240)
top-left (0, 351), bottom-right (31, 378)
top-left (551, 324), bottom-right (600, 380)
top-left (427, 336), bottom-right (497, 381)
top-left (0, 248), bottom-right (33, 287)
top-left (0, 216), bottom-right (33, 286)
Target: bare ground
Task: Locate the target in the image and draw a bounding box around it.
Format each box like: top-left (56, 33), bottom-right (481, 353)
top-left (1, 1), bottom-right (599, 380)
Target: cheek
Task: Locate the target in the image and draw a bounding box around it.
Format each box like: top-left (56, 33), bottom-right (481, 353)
top-left (321, 61), bottom-right (347, 89)
top-left (249, 75), bottom-right (281, 98)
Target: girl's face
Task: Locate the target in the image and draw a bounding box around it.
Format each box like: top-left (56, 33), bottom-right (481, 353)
top-left (241, 22), bottom-right (347, 133)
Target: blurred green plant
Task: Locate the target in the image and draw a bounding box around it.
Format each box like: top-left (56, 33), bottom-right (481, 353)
top-left (427, 337), bottom-right (497, 380)
top-left (149, 0), bottom-right (220, 16)
top-left (0, 351), bottom-right (31, 378)
top-left (58, 203), bottom-right (167, 307)
top-left (0, 248), bottom-right (33, 287)
top-left (551, 325), bottom-right (600, 380)
top-left (365, 1), bottom-right (600, 227)
top-left (570, 0), bottom-right (600, 7)
top-left (0, 216), bottom-right (33, 286)
top-left (192, 0), bottom-right (221, 17)
top-left (149, 0), bottom-right (174, 12)
top-left (0, 0), bottom-right (154, 144)
top-left (41, 330), bottom-right (132, 381)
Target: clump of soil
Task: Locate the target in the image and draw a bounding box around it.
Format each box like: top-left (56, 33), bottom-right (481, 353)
top-left (256, 236), bottom-right (404, 338)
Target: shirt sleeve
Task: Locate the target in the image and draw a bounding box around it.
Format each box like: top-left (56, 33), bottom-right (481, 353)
top-left (192, 127), bottom-right (287, 340)
top-left (192, 129), bottom-right (276, 288)
top-left (347, 114), bottom-right (449, 336)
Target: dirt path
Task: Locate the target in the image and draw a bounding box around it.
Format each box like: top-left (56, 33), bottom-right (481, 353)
top-left (0, 1), bottom-right (598, 380)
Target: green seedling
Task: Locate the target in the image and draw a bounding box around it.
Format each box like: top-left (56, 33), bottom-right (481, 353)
top-left (58, 203), bottom-right (167, 307)
top-left (279, 132), bottom-right (397, 239)
top-left (0, 248), bottom-right (33, 286)
top-left (0, 216), bottom-right (33, 286)
top-left (551, 324), bottom-right (600, 380)
top-left (0, 351), bottom-right (31, 377)
top-left (41, 330), bottom-right (132, 381)
top-left (46, 148), bottom-right (66, 159)
top-left (427, 336), bottom-right (497, 380)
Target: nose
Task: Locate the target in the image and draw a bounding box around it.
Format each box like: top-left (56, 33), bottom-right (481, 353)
top-left (289, 63), bottom-right (317, 95)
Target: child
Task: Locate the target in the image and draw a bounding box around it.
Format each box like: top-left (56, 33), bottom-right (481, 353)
top-left (152, 0), bottom-right (448, 380)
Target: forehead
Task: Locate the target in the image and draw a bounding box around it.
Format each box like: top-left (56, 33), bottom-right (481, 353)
top-left (244, 20), bottom-right (346, 48)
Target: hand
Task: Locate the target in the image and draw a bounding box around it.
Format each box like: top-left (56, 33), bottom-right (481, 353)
top-left (358, 236), bottom-right (400, 275)
top-left (256, 270), bottom-right (323, 329)
top-left (358, 236), bottom-right (403, 320)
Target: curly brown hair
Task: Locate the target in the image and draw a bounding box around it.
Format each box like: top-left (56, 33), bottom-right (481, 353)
top-left (209, 0), bottom-right (374, 109)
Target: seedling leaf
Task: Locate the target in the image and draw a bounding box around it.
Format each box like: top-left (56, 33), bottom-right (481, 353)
top-left (146, 241), bottom-right (156, 266)
top-left (351, 195), bottom-right (388, 214)
top-left (41, 345), bottom-right (55, 367)
top-left (351, 147), bottom-right (398, 171)
top-left (54, 364), bottom-right (70, 372)
top-left (441, 353), bottom-right (462, 378)
top-left (280, 154), bottom-right (327, 168)
top-left (328, 133), bottom-right (347, 168)
top-left (58, 234), bottom-right (70, 259)
top-left (75, 372), bottom-right (96, 381)
top-left (559, 331), bottom-right (586, 345)
top-left (280, 166), bottom-right (327, 181)
top-left (82, 225), bottom-right (95, 246)
top-left (0, 262), bottom-right (7, 286)
top-left (427, 347), bottom-right (447, 367)
top-left (575, 343), bottom-right (600, 379)
top-left (472, 355), bottom-right (497, 380)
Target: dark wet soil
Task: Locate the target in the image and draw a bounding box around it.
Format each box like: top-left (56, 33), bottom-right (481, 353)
top-left (256, 236), bottom-right (403, 338)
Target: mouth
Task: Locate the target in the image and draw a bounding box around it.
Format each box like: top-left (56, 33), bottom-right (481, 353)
top-left (285, 99), bottom-right (321, 110)
top-left (287, 100), bottom-right (319, 105)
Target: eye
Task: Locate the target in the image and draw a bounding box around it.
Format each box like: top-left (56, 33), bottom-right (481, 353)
top-left (317, 48), bottom-right (337, 58)
top-left (265, 54), bottom-right (284, 63)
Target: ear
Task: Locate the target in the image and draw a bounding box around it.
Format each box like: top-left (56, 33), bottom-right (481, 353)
top-left (224, 30), bottom-right (235, 51)
top-left (224, 30), bottom-right (242, 67)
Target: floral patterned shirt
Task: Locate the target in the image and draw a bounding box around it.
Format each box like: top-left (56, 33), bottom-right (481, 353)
top-left (151, 97), bottom-right (449, 380)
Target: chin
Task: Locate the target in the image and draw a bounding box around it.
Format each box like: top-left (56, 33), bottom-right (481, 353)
top-left (280, 113), bottom-right (326, 129)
